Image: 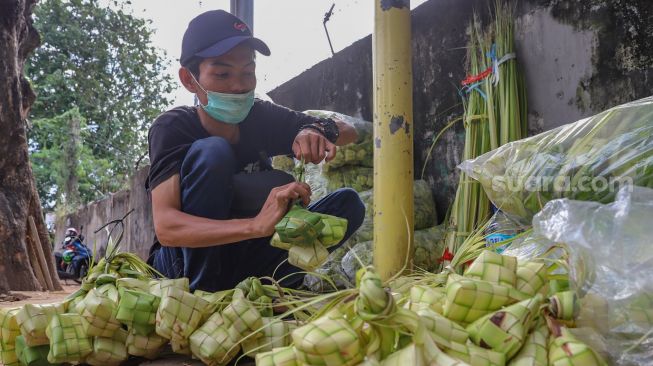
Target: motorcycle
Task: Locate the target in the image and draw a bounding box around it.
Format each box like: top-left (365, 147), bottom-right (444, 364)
top-left (54, 227), bottom-right (93, 283)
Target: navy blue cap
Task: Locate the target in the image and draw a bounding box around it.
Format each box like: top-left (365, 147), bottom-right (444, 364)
top-left (180, 10), bottom-right (270, 66)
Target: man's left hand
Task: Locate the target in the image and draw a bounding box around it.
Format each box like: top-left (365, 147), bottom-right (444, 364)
top-left (292, 129), bottom-right (336, 164)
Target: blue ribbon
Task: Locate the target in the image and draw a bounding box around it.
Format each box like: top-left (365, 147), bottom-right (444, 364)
top-left (460, 81), bottom-right (487, 101)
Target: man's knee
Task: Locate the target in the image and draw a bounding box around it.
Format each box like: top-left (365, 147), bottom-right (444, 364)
top-left (337, 188), bottom-right (366, 232)
top-left (184, 136), bottom-right (236, 175)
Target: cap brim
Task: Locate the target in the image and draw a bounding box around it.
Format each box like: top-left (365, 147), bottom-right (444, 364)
top-left (195, 36), bottom-right (271, 59)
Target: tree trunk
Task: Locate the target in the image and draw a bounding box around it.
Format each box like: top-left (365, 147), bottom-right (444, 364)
top-left (63, 110), bottom-right (81, 209)
top-left (0, 0), bottom-right (62, 292)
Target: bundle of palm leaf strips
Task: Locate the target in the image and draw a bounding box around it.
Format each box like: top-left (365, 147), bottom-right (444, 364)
top-left (443, 1), bottom-right (528, 269)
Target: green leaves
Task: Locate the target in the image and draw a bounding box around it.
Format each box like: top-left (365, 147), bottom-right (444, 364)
top-left (27, 0), bottom-right (175, 210)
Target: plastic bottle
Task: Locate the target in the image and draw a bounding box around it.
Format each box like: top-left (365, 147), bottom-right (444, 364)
top-left (485, 208), bottom-right (523, 253)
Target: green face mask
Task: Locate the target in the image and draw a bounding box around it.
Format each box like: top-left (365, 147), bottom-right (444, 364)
top-left (192, 74), bottom-right (255, 124)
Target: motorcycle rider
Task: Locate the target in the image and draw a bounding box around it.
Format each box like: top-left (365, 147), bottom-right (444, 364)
top-left (61, 227), bottom-right (90, 277)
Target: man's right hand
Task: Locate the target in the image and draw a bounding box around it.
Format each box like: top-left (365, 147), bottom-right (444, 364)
top-left (252, 182), bottom-right (312, 237)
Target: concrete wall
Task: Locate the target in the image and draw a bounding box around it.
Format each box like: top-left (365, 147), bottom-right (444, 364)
top-left (56, 0), bottom-right (652, 258)
top-left (54, 167), bottom-right (153, 261)
top-left (269, 0), bottom-right (653, 220)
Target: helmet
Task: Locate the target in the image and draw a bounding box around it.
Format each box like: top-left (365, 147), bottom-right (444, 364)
top-left (65, 227), bottom-right (79, 237)
top-left (62, 250), bottom-right (75, 263)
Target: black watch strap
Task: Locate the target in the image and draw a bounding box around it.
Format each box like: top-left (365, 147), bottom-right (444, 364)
top-left (298, 118), bottom-right (339, 144)
top-left (298, 124), bottom-right (325, 137)
top-left (315, 118), bottom-right (339, 144)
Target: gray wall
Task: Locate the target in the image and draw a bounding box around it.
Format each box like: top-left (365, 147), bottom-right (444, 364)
top-left (54, 167), bottom-right (153, 261)
top-left (269, 0), bottom-right (653, 221)
top-left (56, 0), bottom-right (653, 258)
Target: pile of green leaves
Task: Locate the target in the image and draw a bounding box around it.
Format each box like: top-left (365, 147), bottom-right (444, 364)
top-left (461, 97), bottom-right (653, 220)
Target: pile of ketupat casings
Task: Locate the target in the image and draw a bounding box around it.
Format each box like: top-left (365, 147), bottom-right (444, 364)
top-left (0, 234), bottom-right (607, 366)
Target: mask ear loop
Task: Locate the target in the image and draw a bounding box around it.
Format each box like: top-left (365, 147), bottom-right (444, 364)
top-left (188, 70), bottom-right (209, 95)
top-left (188, 70), bottom-right (210, 108)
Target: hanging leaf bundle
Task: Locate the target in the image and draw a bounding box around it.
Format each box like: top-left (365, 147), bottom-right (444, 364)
top-left (444, 1), bottom-right (528, 270)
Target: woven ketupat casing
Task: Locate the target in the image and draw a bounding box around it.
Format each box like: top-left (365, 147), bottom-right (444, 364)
top-left (548, 317), bottom-right (607, 366)
top-left (466, 294), bottom-right (543, 359)
top-left (270, 232), bottom-right (292, 250)
top-left (155, 286), bottom-right (209, 341)
top-left (288, 244), bottom-right (329, 272)
top-left (15, 303), bottom-right (66, 346)
top-left (189, 312), bottom-right (240, 366)
top-left (548, 291), bottom-right (580, 322)
top-left (510, 322), bottom-right (548, 365)
top-left (14, 335), bottom-right (50, 366)
top-left (275, 205), bottom-right (324, 245)
top-left (116, 277), bottom-right (150, 296)
top-left (444, 341), bottom-right (506, 365)
top-left (443, 275), bottom-right (516, 324)
top-left (85, 327), bottom-right (128, 366)
top-left (292, 317), bottom-right (363, 366)
top-left (416, 308), bottom-right (468, 349)
top-left (316, 213), bottom-right (348, 248)
top-left (255, 345), bottom-right (299, 366)
top-left (515, 261), bottom-right (548, 297)
top-left (464, 250), bottom-right (518, 288)
top-left (75, 287), bottom-right (122, 338)
top-left (0, 307), bottom-right (21, 366)
top-left (116, 289), bottom-right (160, 335)
top-left (46, 313), bottom-right (93, 363)
top-left (378, 343), bottom-right (425, 365)
top-left (126, 329), bottom-right (168, 359)
top-left (242, 318), bottom-right (294, 356)
top-left (149, 277), bottom-right (190, 298)
top-left (222, 289), bottom-right (263, 343)
top-left (171, 336), bottom-right (192, 355)
top-left (409, 285), bottom-right (445, 313)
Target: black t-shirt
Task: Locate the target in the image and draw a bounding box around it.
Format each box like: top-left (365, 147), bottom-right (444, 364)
top-left (146, 99), bottom-right (318, 191)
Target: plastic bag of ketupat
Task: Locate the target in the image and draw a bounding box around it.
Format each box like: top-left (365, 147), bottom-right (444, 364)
top-left (340, 225), bottom-right (446, 285)
top-left (304, 110), bottom-right (372, 165)
top-left (302, 244), bottom-right (354, 293)
top-left (507, 185), bottom-right (653, 365)
top-left (459, 96), bottom-right (653, 222)
top-left (347, 180), bottom-right (438, 247)
top-left (273, 110), bottom-right (373, 171)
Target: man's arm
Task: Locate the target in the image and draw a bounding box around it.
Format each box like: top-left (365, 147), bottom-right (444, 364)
top-left (151, 174), bottom-right (311, 248)
top-left (333, 118), bottom-right (358, 146)
top-left (292, 118), bottom-right (358, 164)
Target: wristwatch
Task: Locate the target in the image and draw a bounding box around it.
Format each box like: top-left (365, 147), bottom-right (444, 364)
top-left (298, 118), bottom-right (339, 144)
top-left (315, 118), bottom-right (340, 144)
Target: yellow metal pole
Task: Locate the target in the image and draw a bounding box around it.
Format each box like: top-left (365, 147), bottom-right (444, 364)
top-left (372, 0), bottom-right (414, 281)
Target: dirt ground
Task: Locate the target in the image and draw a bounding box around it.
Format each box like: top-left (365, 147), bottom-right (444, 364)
top-left (0, 282), bottom-right (80, 308)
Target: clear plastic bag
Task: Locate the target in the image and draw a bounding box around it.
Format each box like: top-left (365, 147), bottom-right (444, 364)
top-left (529, 186), bottom-right (653, 365)
top-left (302, 110), bottom-right (373, 144)
top-left (459, 96), bottom-right (653, 221)
top-left (303, 110), bottom-right (373, 169)
top-left (343, 180), bottom-right (438, 247)
top-left (341, 225), bottom-right (446, 284)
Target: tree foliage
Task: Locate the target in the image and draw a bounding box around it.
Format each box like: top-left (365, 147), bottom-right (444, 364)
top-left (27, 0), bottom-right (175, 210)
